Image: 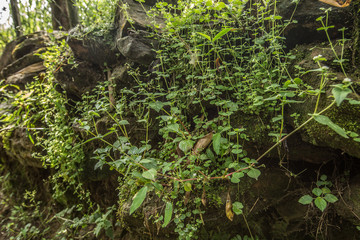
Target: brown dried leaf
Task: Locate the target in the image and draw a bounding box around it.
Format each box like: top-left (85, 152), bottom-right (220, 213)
top-left (201, 189), bottom-right (207, 207)
top-left (215, 58), bottom-right (221, 72)
top-left (318, 0), bottom-right (351, 7)
top-left (192, 132), bottom-right (213, 155)
top-left (225, 191), bottom-right (234, 221)
top-left (184, 191), bottom-right (191, 205)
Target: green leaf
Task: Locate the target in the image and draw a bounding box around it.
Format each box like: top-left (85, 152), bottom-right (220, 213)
top-left (324, 194), bottom-right (338, 203)
top-left (184, 182), bottom-right (192, 192)
top-left (247, 168), bottom-right (261, 180)
top-left (212, 133), bottom-right (221, 155)
top-left (232, 201), bottom-right (244, 215)
top-left (332, 86), bottom-right (352, 106)
top-left (349, 99), bottom-right (360, 105)
top-left (152, 181), bottom-right (163, 191)
top-left (231, 175), bottom-right (240, 183)
top-left (314, 197), bottom-right (327, 212)
top-left (119, 120), bottom-right (129, 125)
top-left (298, 195), bottom-right (313, 205)
top-left (149, 101), bottom-right (166, 112)
top-left (179, 139), bottom-right (195, 153)
top-left (312, 188), bottom-right (322, 197)
top-left (130, 186), bottom-right (148, 215)
top-left (212, 28), bottom-right (232, 42)
top-left (142, 168), bottom-right (157, 181)
top-left (313, 115), bottom-right (348, 138)
top-left (197, 32), bottom-right (212, 42)
top-left (162, 202), bottom-right (173, 227)
top-left (321, 187), bottom-right (331, 194)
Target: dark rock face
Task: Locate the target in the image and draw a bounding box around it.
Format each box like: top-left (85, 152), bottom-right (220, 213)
top-left (116, 30), bottom-right (157, 65)
top-left (3, 127), bottom-right (42, 168)
top-left (278, 0), bottom-right (353, 49)
top-left (114, 0), bottom-right (164, 39)
top-left (0, 31), bottom-right (65, 88)
top-left (67, 27), bottom-right (119, 67)
top-left (54, 61), bottom-right (105, 100)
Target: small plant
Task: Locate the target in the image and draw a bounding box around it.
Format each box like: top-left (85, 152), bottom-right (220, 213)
top-left (298, 175), bottom-right (338, 212)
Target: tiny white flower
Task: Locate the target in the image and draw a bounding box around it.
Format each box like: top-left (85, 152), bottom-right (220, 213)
top-left (343, 78), bottom-right (352, 83)
top-left (313, 54), bottom-right (323, 61)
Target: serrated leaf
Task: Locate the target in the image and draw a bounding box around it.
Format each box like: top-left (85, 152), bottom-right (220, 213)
top-left (312, 188), bottom-right (322, 197)
top-left (179, 139), bottom-right (195, 153)
top-left (212, 28), bottom-right (233, 42)
top-left (298, 195), bottom-right (313, 205)
top-left (232, 201), bottom-right (244, 215)
top-left (162, 202), bottom-right (173, 227)
top-left (332, 86), bottom-right (352, 106)
top-left (130, 186), bottom-right (148, 215)
top-left (314, 197), bottom-right (327, 212)
top-left (324, 194), bottom-right (338, 203)
top-left (142, 168), bottom-right (157, 180)
top-left (322, 187), bottom-right (331, 194)
top-left (247, 168), bottom-right (261, 180)
top-left (313, 115), bottom-right (348, 138)
top-left (213, 133), bottom-right (221, 155)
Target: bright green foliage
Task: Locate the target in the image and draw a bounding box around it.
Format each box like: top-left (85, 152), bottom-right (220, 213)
top-left (1, 0), bottom-right (359, 239)
top-left (163, 202), bottom-right (173, 227)
top-left (313, 115), bottom-right (348, 138)
top-left (298, 175), bottom-right (338, 212)
top-left (232, 201), bottom-right (244, 215)
top-left (130, 186), bottom-right (148, 215)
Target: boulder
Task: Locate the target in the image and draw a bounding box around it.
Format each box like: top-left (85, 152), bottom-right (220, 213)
top-left (116, 30), bottom-right (157, 65)
top-left (277, 0), bottom-right (353, 49)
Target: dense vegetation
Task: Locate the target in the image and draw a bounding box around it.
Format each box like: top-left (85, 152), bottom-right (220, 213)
top-left (0, 0), bottom-right (360, 239)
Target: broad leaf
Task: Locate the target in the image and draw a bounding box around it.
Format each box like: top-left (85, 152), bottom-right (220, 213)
top-left (184, 182), bottom-right (192, 192)
top-left (332, 86), bottom-right (352, 106)
top-left (314, 197), bottom-right (327, 212)
top-left (179, 139), bottom-right (195, 153)
top-left (130, 186), bottom-right (148, 215)
top-left (298, 195), bottom-right (313, 205)
top-left (142, 168), bottom-right (157, 181)
top-left (162, 202), bottom-right (173, 227)
top-left (312, 188), bottom-right (322, 197)
top-left (212, 133), bottom-right (221, 155)
top-left (232, 201), bottom-right (244, 215)
top-left (231, 175), bottom-right (240, 183)
top-left (149, 101), bottom-right (166, 112)
top-left (313, 115), bottom-right (348, 138)
top-left (324, 194), bottom-right (338, 203)
top-left (247, 168), bottom-right (261, 180)
top-left (212, 28), bottom-right (233, 42)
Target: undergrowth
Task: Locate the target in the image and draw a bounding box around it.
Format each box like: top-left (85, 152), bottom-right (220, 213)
top-left (0, 0), bottom-right (359, 239)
